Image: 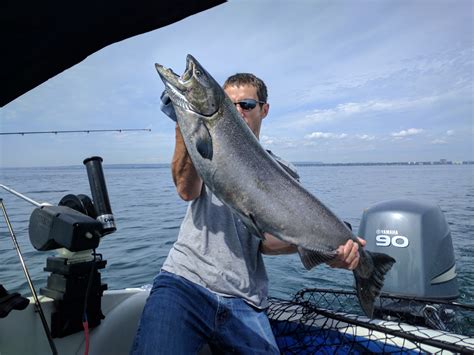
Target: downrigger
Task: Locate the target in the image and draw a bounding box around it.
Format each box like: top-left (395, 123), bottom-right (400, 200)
top-left (27, 156), bottom-right (116, 338)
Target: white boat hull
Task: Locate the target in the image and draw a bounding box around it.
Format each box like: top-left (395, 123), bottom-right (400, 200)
top-left (0, 289), bottom-right (148, 355)
top-left (1, 288), bottom-right (473, 354)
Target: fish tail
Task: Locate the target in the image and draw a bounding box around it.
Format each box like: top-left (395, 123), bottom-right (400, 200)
top-left (354, 250), bottom-right (396, 318)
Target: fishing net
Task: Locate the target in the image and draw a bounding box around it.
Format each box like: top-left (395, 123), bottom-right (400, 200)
top-left (267, 288), bottom-right (474, 354)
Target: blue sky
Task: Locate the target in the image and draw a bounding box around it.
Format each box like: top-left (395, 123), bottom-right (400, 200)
top-left (1, 0), bottom-right (472, 167)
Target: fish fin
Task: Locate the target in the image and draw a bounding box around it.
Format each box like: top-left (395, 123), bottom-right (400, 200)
top-left (236, 212), bottom-right (265, 239)
top-left (246, 213), bottom-right (265, 239)
top-left (354, 251), bottom-right (396, 318)
top-left (297, 246), bottom-right (337, 270)
top-left (195, 123), bottom-right (213, 160)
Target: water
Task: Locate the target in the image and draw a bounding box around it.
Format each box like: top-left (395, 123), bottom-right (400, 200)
top-left (0, 164), bottom-right (473, 304)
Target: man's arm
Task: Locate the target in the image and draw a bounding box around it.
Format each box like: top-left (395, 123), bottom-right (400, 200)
top-left (171, 124), bottom-right (203, 201)
top-left (261, 233), bottom-right (366, 271)
top-left (260, 233), bottom-right (298, 255)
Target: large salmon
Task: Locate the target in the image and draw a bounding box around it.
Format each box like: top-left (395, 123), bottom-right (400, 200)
top-left (155, 54), bottom-right (395, 317)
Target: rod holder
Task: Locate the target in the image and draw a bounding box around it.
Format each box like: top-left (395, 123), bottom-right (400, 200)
top-left (83, 156), bottom-right (116, 235)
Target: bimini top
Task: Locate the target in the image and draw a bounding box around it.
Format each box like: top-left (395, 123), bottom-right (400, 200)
top-left (0, 0), bottom-right (225, 107)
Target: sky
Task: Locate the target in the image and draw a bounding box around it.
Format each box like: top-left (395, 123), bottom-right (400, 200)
top-left (1, 0), bottom-right (473, 167)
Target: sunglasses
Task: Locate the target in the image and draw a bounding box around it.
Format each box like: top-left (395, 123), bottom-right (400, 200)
top-left (233, 99), bottom-right (266, 111)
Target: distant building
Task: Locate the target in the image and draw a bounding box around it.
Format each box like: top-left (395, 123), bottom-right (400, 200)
top-left (440, 159), bottom-right (447, 164)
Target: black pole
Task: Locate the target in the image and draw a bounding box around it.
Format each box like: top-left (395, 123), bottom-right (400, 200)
top-left (83, 156), bottom-right (116, 235)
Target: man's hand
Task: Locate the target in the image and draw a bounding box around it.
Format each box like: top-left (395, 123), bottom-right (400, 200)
top-left (160, 91), bottom-right (177, 122)
top-left (327, 237), bottom-right (366, 270)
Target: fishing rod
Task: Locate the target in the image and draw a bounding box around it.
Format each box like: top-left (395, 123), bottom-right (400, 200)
top-left (0, 128), bottom-right (151, 136)
top-left (0, 199), bottom-right (58, 355)
top-left (0, 184), bottom-right (44, 207)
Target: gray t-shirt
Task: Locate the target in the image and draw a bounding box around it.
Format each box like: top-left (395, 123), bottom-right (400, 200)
top-left (162, 152), bottom-right (299, 309)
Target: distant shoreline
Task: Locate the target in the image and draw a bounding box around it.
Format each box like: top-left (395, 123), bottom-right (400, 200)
top-left (293, 160), bottom-right (473, 167)
top-left (3, 160), bottom-right (473, 169)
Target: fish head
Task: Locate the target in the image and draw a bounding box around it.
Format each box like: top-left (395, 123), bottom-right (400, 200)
top-left (155, 54), bottom-right (224, 118)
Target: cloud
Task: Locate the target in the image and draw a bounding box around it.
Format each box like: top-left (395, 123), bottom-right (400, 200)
top-left (356, 134), bottom-right (376, 141)
top-left (428, 129), bottom-right (456, 145)
top-left (304, 101), bottom-right (391, 124)
top-left (305, 132), bottom-right (348, 140)
top-left (298, 97), bottom-right (438, 126)
top-left (261, 132), bottom-right (379, 153)
top-left (261, 135), bottom-right (297, 149)
top-left (304, 132), bottom-right (377, 141)
top-left (260, 135), bottom-right (274, 145)
top-left (391, 128), bottom-right (424, 138)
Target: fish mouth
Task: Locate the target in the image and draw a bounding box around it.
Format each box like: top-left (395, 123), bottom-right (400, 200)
top-left (155, 55), bottom-right (200, 111)
top-left (155, 55), bottom-right (197, 95)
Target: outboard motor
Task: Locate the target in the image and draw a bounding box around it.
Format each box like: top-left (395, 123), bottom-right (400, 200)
top-left (358, 199), bottom-right (459, 329)
top-left (359, 199), bottom-right (458, 299)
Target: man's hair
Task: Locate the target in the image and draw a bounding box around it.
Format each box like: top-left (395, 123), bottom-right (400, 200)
top-left (223, 73), bottom-right (268, 103)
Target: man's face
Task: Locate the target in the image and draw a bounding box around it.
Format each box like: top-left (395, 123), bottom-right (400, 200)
top-left (224, 84), bottom-right (269, 139)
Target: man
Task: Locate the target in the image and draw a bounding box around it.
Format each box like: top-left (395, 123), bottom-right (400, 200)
top-left (131, 73), bottom-right (365, 354)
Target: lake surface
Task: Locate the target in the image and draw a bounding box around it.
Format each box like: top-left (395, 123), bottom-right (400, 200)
top-left (1, 164), bottom-right (472, 305)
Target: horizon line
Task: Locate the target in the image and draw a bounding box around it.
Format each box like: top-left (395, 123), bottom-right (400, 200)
top-left (2, 159), bottom-right (473, 169)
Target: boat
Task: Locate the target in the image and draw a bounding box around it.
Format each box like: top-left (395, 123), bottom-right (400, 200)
top-left (1, 1), bottom-right (473, 354)
top-left (1, 287), bottom-right (473, 354)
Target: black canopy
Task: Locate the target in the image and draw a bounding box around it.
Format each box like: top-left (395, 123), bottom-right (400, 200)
top-left (0, 0), bottom-right (225, 107)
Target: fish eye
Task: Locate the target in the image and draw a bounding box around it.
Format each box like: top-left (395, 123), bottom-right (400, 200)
top-left (195, 69), bottom-right (202, 77)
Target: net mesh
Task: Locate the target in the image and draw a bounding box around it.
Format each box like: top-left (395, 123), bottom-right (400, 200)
top-left (267, 288), bottom-right (474, 354)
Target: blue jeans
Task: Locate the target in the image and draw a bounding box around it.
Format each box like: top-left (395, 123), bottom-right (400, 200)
top-left (130, 271), bottom-right (279, 354)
